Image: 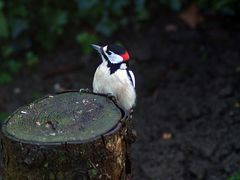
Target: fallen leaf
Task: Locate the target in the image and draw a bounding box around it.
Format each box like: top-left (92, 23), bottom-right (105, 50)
top-left (165, 24), bottom-right (178, 32)
top-left (179, 4), bottom-right (203, 28)
top-left (162, 132), bottom-right (173, 140)
top-left (235, 102), bottom-right (240, 108)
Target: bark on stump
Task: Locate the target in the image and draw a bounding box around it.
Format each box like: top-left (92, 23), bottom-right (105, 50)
top-left (1, 91), bottom-right (133, 180)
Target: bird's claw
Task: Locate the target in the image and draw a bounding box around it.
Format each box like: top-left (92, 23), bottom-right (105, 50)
top-left (123, 108), bottom-right (134, 119)
top-left (79, 88), bottom-right (90, 93)
top-left (106, 93), bottom-right (117, 103)
top-left (129, 108), bottom-right (134, 118)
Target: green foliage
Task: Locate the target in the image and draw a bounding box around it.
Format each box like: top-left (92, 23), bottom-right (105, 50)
top-left (76, 32), bottom-right (99, 54)
top-left (0, 0), bottom-right (239, 84)
top-left (7, 59), bottom-right (22, 73)
top-left (0, 0), bottom-right (141, 84)
top-left (0, 72), bottom-right (12, 84)
top-left (196, 0), bottom-right (238, 15)
top-left (135, 0), bottom-right (150, 21)
top-left (31, 91), bottom-right (42, 100)
top-left (159, 0), bottom-right (184, 11)
top-left (1, 46), bottom-right (13, 58)
top-left (0, 112), bottom-right (9, 121)
top-left (0, 1), bottom-right (8, 37)
top-left (228, 172), bottom-right (240, 180)
top-left (0, 11), bottom-right (8, 38)
top-left (159, 0), bottom-right (239, 15)
top-left (26, 51), bottom-right (39, 67)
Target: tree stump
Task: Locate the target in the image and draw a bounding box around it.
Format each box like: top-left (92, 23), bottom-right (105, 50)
top-left (1, 91), bottom-right (133, 180)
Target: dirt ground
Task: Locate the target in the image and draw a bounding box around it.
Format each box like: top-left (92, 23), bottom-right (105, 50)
top-left (1, 10), bottom-right (240, 180)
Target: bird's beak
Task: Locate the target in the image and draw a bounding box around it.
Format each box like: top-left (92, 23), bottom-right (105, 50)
top-left (91, 44), bottom-right (101, 53)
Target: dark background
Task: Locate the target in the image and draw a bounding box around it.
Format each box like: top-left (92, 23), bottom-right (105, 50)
top-left (1, 1), bottom-right (240, 179)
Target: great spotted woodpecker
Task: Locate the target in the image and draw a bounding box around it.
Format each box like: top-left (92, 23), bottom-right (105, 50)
top-left (91, 44), bottom-right (136, 112)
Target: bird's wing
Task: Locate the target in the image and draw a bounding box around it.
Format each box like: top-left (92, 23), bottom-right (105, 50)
top-left (128, 70), bottom-right (135, 88)
top-left (114, 69), bottom-right (135, 88)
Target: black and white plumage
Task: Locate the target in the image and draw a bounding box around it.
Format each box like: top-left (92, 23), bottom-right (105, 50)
top-left (92, 44), bottom-right (136, 111)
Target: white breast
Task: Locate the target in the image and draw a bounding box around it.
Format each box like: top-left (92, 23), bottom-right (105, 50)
top-left (93, 62), bottom-right (136, 110)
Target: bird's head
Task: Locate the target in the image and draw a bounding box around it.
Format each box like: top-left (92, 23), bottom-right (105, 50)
top-left (91, 44), bottom-right (130, 64)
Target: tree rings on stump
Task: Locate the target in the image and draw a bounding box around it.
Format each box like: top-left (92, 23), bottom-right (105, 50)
top-left (1, 91), bottom-right (131, 180)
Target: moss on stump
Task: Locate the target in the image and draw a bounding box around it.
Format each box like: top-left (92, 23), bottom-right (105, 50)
top-left (1, 91), bottom-right (132, 180)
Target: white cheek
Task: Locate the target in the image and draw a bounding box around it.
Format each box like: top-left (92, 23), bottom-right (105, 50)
top-left (120, 63), bottom-right (127, 69)
top-left (103, 46), bottom-right (107, 51)
top-left (109, 54), bottom-right (123, 64)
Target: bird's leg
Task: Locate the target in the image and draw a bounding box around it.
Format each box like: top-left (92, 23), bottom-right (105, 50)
top-left (123, 108), bottom-right (134, 120)
top-left (129, 108), bottom-right (134, 119)
top-left (79, 88), bottom-right (91, 93)
top-left (106, 93), bottom-right (117, 104)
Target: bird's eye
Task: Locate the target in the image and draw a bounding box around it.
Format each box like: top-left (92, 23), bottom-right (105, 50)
top-left (106, 50), bottom-right (112, 55)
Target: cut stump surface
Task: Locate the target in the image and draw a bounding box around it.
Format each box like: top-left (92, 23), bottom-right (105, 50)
top-left (1, 91), bottom-right (132, 180)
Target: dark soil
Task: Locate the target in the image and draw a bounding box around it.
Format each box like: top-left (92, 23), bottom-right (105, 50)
top-left (1, 10), bottom-right (240, 180)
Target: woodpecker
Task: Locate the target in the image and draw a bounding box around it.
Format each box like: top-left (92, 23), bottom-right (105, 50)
top-left (91, 44), bottom-right (136, 112)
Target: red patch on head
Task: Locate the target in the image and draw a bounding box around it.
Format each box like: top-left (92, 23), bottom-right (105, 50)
top-left (121, 51), bottom-right (130, 61)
